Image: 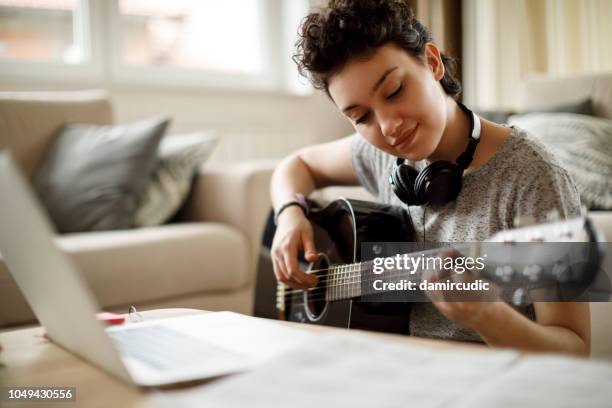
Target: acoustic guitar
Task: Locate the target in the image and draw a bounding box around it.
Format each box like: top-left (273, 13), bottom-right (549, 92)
top-left (255, 198), bottom-right (604, 335)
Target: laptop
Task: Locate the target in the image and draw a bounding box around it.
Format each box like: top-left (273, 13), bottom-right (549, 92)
top-left (0, 151), bottom-right (311, 387)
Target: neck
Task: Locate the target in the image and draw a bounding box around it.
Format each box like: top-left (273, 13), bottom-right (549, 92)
top-left (427, 99), bottom-right (475, 166)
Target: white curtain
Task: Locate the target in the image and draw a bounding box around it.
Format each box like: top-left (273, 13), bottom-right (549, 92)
top-left (463, 0), bottom-right (612, 109)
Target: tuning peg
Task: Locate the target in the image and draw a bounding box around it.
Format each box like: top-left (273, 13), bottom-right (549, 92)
top-left (513, 214), bottom-right (536, 228)
top-left (511, 288), bottom-right (530, 306)
top-left (552, 263), bottom-right (571, 282)
top-left (523, 264), bottom-right (543, 281)
top-left (495, 265), bottom-right (515, 282)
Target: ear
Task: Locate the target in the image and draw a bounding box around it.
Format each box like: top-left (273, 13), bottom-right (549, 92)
top-left (424, 43), bottom-right (445, 81)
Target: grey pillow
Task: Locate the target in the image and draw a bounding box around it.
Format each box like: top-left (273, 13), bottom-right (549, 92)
top-left (508, 113), bottom-right (612, 210)
top-left (477, 98), bottom-right (595, 124)
top-left (34, 117), bottom-right (170, 233)
top-left (133, 132), bottom-right (218, 227)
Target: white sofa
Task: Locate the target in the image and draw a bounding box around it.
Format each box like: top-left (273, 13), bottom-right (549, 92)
top-left (0, 91), bottom-right (275, 327)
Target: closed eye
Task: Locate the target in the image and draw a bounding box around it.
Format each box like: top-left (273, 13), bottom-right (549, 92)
top-left (387, 84), bottom-right (403, 99)
top-left (355, 112), bottom-right (370, 125)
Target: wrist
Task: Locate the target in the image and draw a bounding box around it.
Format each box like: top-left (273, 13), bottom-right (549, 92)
top-left (469, 301), bottom-right (508, 333)
top-left (274, 194), bottom-right (309, 225)
top-left (276, 205), bottom-right (307, 225)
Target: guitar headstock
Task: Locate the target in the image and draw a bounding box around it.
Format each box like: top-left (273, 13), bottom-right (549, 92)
top-left (478, 216), bottom-right (604, 303)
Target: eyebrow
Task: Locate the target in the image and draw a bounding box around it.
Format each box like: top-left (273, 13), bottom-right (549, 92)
top-left (341, 66), bottom-right (398, 113)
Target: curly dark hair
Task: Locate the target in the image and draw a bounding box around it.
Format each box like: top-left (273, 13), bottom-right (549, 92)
top-left (293, 0), bottom-right (461, 99)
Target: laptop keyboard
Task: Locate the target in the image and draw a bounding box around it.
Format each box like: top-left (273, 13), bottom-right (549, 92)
top-left (108, 325), bottom-right (239, 370)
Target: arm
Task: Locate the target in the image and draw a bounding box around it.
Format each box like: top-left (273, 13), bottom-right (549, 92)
top-left (270, 136), bottom-right (359, 289)
top-left (462, 302), bottom-right (591, 356)
top-left (433, 142), bottom-right (590, 356)
top-left (271, 135), bottom-right (359, 211)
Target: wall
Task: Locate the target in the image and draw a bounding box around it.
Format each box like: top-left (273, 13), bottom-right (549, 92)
top-left (0, 81), bottom-right (354, 164)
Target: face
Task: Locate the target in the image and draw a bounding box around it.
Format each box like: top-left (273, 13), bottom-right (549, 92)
top-left (328, 42), bottom-right (448, 161)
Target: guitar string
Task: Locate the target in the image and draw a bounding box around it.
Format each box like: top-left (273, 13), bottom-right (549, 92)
top-left (276, 259), bottom-right (543, 303)
top-left (274, 241), bottom-right (587, 310)
top-left (273, 242), bottom-right (584, 305)
top-left (286, 243), bottom-right (473, 278)
top-left (277, 260), bottom-right (483, 296)
top-left (280, 277), bottom-right (522, 310)
top-left (276, 269), bottom-right (498, 303)
top-left (275, 242), bottom-right (475, 290)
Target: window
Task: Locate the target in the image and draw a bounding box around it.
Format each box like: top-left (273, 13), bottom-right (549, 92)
top-left (110, 0), bottom-right (280, 90)
top-left (117, 0), bottom-right (264, 75)
top-left (0, 0), bottom-right (310, 93)
top-left (0, 0), bottom-right (87, 64)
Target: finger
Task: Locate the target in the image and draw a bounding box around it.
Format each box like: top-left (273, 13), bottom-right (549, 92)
top-left (275, 257), bottom-right (306, 290)
top-left (301, 228), bottom-right (318, 262)
top-left (283, 244), bottom-right (316, 289)
top-left (272, 254), bottom-right (289, 283)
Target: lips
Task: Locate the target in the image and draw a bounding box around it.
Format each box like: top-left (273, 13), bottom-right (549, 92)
top-left (392, 124), bottom-right (419, 149)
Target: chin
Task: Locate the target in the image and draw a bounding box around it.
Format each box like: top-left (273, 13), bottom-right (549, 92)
top-left (396, 139), bottom-right (431, 162)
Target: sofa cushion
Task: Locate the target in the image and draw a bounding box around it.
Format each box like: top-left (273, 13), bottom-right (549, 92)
top-left (53, 223), bottom-right (250, 308)
top-left (508, 113), bottom-right (612, 210)
top-left (134, 132), bottom-right (218, 227)
top-left (0, 90), bottom-right (113, 179)
top-left (34, 117), bottom-right (169, 233)
top-left (477, 98), bottom-right (595, 124)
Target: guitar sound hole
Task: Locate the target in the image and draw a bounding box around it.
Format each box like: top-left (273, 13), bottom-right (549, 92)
top-left (304, 253), bottom-right (330, 322)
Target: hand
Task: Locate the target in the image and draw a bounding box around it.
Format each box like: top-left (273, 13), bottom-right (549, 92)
top-left (271, 206), bottom-right (318, 290)
top-left (423, 249), bottom-right (500, 330)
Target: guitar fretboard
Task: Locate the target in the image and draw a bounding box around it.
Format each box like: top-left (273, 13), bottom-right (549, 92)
top-left (324, 245), bottom-right (466, 301)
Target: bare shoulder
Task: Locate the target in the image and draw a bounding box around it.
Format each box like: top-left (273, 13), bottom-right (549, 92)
top-left (297, 135), bottom-right (360, 187)
top-left (468, 120), bottom-right (511, 173)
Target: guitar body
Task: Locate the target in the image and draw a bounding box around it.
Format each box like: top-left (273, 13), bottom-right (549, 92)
top-left (256, 198), bottom-right (606, 335)
top-left (256, 198), bottom-right (416, 335)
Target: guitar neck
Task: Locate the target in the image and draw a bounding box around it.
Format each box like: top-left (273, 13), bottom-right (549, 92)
top-left (324, 244), bottom-right (475, 302)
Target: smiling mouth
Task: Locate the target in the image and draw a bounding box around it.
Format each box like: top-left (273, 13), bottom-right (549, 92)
top-left (392, 124), bottom-right (419, 148)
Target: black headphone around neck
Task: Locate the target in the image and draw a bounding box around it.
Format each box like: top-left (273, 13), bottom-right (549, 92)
top-left (389, 102), bottom-right (481, 206)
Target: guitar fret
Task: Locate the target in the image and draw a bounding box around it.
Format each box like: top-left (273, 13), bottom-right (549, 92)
top-left (340, 265), bottom-right (344, 301)
top-left (327, 267), bottom-right (337, 301)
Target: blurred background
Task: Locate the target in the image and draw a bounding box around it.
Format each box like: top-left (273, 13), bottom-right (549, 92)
top-left (1, 2), bottom-right (612, 357)
top-left (0, 0), bottom-right (611, 163)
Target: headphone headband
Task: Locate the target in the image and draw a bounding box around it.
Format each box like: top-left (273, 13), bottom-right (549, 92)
top-left (455, 102), bottom-right (481, 171)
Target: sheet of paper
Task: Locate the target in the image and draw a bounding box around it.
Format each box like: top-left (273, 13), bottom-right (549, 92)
top-left (454, 355), bottom-right (612, 408)
top-left (158, 312), bottom-right (316, 364)
top-left (152, 332), bottom-right (530, 408)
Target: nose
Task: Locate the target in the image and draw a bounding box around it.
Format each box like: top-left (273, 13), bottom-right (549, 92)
top-left (380, 114), bottom-right (403, 140)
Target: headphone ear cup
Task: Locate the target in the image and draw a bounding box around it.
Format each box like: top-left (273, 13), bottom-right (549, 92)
top-left (391, 163), bottom-right (421, 205)
top-left (415, 161), bottom-right (463, 205)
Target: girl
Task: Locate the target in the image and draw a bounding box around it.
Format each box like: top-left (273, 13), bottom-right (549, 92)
top-left (270, 0), bottom-right (589, 355)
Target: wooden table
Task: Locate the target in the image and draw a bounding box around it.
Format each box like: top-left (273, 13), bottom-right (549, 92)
top-left (0, 308), bottom-right (484, 408)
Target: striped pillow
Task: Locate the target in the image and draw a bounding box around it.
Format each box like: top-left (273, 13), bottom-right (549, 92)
top-left (508, 113), bottom-right (612, 210)
top-left (133, 132), bottom-right (218, 227)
